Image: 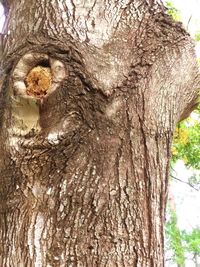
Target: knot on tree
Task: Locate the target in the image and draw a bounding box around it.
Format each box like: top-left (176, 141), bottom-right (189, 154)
top-left (12, 53), bottom-right (66, 99)
top-left (25, 66), bottom-right (52, 98)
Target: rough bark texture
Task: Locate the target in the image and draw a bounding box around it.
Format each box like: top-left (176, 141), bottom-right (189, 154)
top-left (0, 0), bottom-right (199, 266)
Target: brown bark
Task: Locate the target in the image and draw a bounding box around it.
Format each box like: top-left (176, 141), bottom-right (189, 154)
top-left (0, 1), bottom-right (199, 266)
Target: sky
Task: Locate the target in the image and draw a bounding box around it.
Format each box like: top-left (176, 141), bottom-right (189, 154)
top-left (172, 161), bottom-right (200, 230)
top-left (167, 0), bottom-right (200, 57)
top-left (168, 162), bottom-right (200, 267)
top-left (171, 0), bottom-right (200, 34)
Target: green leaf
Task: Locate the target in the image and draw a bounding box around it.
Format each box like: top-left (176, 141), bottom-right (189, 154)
top-left (182, 228), bottom-right (200, 255)
top-left (195, 32), bottom-right (200, 42)
top-left (165, 1), bottom-right (181, 21)
top-left (165, 207), bottom-right (185, 266)
top-left (172, 105), bottom-right (200, 169)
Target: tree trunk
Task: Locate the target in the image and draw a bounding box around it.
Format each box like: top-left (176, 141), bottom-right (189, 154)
top-left (0, 1), bottom-right (199, 266)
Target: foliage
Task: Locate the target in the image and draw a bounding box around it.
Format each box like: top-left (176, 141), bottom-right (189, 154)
top-left (182, 228), bottom-right (200, 256)
top-left (165, 1), bottom-right (200, 265)
top-left (165, 207), bottom-right (185, 266)
top-left (171, 105), bottom-right (200, 170)
top-left (165, 207), bottom-right (200, 266)
top-left (188, 172), bottom-right (200, 190)
top-left (195, 32), bottom-right (200, 42)
top-left (165, 1), bottom-right (181, 21)
top-left (167, 0), bottom-right (199, 171)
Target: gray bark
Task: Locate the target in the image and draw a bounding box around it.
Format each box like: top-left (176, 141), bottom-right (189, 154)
top-left (0, 0), bottom-right (199, 266)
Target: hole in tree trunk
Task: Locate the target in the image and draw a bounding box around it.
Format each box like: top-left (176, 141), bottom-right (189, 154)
top-left (38, 59), bottom-right (51, 68)
top-left (13, 54), bottom-right (67, 98)
top-left (25, 60), bottom-right (52, 98)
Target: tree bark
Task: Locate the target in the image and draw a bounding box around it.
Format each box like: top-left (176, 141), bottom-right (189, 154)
top-left (0, 1), bottom-right (199, 266)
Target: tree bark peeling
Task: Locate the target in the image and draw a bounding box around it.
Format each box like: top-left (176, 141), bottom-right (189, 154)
top-left (0, 0), bottom-right (199, 266)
